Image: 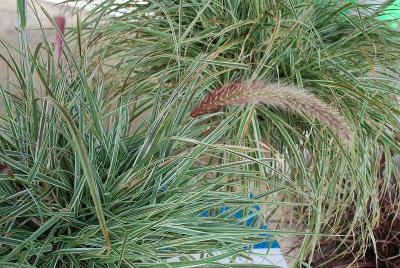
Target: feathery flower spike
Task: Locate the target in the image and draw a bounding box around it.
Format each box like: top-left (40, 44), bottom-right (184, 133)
top-left (191, 81), bottom-right (353, 144)
top-left (55, 15), bottom-right (66, 64)
top-left (0, 164), bottom-right (14, 179)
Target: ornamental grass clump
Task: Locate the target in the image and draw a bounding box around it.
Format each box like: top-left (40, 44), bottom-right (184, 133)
top-left (87, 0), bottom-right (400, 265)
top-left (0, 2), bottom-right (284, 267)
top-left (1, 0), bottom-right (400, 267)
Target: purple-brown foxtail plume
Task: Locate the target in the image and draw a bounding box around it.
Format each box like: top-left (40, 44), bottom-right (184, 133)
top-left (191, 81), bottom-right (353, 144)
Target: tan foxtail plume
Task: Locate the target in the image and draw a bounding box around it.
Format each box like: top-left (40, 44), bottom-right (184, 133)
top-left (191, 81), bottom-right (353, 144)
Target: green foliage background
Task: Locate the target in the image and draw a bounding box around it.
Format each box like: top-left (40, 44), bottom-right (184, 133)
top-left (0, 0), bottom-right (399, 267)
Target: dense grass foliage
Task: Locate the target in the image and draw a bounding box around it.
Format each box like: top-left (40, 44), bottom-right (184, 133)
top-left (84, 0), bottom-right (400, 265)
top-left (0, 1), bottom-right (286, 267)
top-left (0, 0), bottom-right (399, 267)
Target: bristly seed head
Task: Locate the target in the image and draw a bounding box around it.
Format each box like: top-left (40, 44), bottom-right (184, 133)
top-left (191, 81), bottom-right (354, 145)
top-left (55, 15), bottom-right (66, 64)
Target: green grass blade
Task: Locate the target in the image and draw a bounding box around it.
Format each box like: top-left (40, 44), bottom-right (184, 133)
top-left (47, 96), bottom-right (111, 254)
